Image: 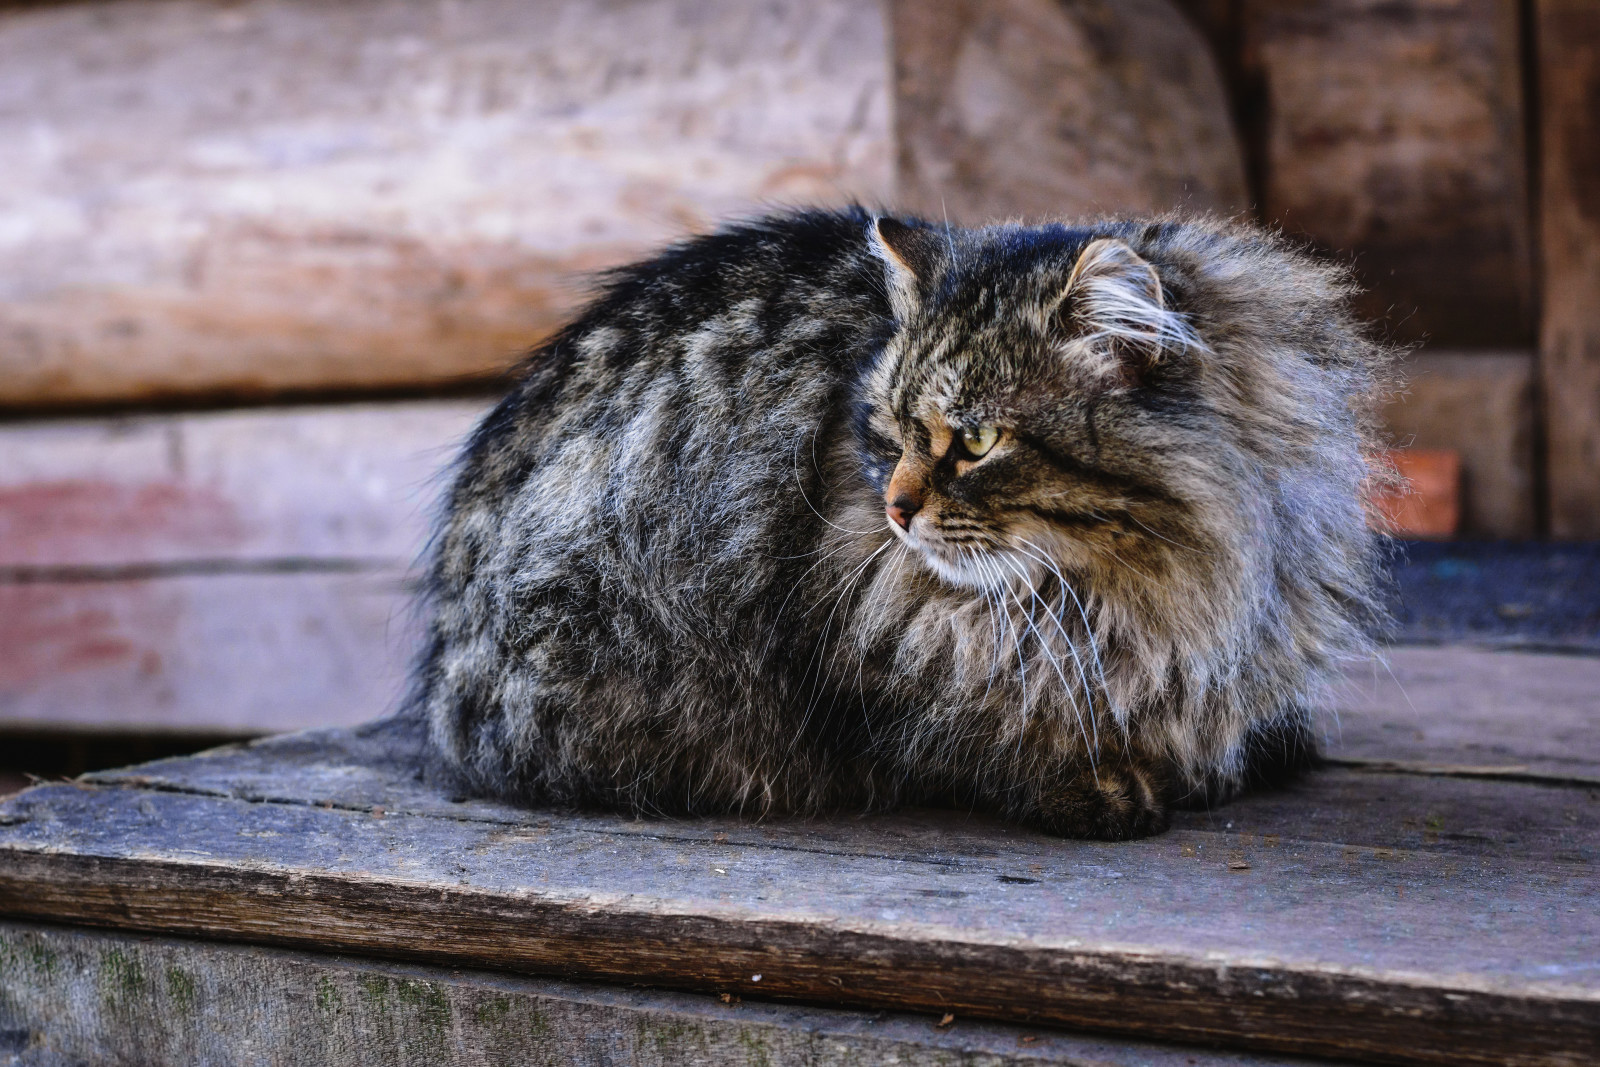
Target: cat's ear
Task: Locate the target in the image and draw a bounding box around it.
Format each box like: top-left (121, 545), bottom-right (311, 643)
top-left (869, 217), bottom-right (944, 322)
top-left (1057, 238), bottom-right (1199, 386)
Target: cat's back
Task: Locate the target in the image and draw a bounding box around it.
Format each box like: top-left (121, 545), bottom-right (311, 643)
top-left (419, 209), bottom-right (901, 804)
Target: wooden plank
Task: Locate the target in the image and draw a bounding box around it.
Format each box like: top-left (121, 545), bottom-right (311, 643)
top-left (0, 921), bottom-right (1333, 1067)
top-left (0, 571), bottom-right (415, 733)
top-left (1535, 2), bottom-right (1600, 537)
top-left (890, 0), bottom-right (1248, 223)
top-left (0, 402), bottom-right (465, 734)
top-left (1240, 0), bottom-right (1534, 347)
top-left (85, 713), bottom-right (1600, 868)
top-left (1, 716), bottom-right (1595, 1067)
top-left (1326, 647), bottom-right (1600, 781)
top-left (0, 401), bottom-right (484, 570)
top-left (1380, 351), bottom-right (1536, 539)
top-left (0, 0), bottom-right (893, 406)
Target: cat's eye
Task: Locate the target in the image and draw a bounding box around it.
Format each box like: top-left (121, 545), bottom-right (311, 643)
top-left (959, 425), bottom-right (1000, 458)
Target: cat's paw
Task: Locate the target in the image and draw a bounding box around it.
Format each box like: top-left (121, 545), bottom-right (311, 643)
top-left (1029, 760), bottom-right (1172, 840)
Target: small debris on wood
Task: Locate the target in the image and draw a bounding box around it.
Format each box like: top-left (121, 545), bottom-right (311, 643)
top-left (1228, 860), bottom-right (1251, 871)
top-left (370, 806), bottom-right (385, 818)
top-left (751, 973), bottom-right (762, 983)
top-left (712, 831), bottom-right (729, 844)
top-left (719, 992), bottom-right (740, 1005)
top-left (711, 867), bottom-right (727, 876)
top-left (936, 1012), bottom-right (955, 1028)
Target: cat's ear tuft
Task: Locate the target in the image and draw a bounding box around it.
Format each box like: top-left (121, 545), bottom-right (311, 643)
top-left (1058, 238), bottom-right (1200, 386)
top-left (869, 217), bottom-right (944, 322)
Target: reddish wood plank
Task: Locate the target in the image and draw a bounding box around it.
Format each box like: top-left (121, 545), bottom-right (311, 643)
top-left (1380, 351), bottom-right (1536, 538)
top-left (0, 571), bottom-right (416, 733)
top-left (1371, 449), bottom-right (1461, 539)
top-left (1536, 1), bottom-right (1600, 537)
top-left (0, 401), bottom-right (485, 568)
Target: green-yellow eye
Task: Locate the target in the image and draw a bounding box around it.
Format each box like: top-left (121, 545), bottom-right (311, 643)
top-left (960, 425), bottom-right (999, 458)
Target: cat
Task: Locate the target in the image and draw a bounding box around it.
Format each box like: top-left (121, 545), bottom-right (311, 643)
top-left (413, 208), bottom-right (1391, 840)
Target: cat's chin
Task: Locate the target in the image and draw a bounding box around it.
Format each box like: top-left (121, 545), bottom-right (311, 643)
top-left (892, 526), bottom-right (1007, 592)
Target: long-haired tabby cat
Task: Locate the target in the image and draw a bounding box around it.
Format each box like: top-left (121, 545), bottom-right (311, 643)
top-left (415, 209), bottom-right (1390, 840)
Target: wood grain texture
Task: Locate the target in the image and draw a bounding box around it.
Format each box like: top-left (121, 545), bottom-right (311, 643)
top-left (0, 571), bottom-right (416, 733)
top-left (0, 921), bottom-right (1335, 1067)
top-left (1, 411), bottom-right (1592, 748)
top-left (1240, 0), bottom-right (1534, 347)
top-left (0, 0), bottom-right (893, 407)
top-left (0, 716), bottom-right (1595, 1067)
top-left (0, 401), bottom-right (485, 570)
top-left (891, 0), bottom-right (1248, 224)
top-left (1328, 647), bottom-right (1600, 782)
top-left (1535, 1), bottom-right (1600, 537)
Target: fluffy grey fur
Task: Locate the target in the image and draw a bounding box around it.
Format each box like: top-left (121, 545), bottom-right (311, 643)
top-left (415, 209), bottom-right (1391, 839)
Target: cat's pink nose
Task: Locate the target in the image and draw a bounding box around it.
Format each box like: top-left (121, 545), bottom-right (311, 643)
top-left (886, 495), bottom-right (922, 530)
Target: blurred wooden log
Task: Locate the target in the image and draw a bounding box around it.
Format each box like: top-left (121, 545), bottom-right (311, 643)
top-left (1536, 1), bottom-right (1600, 537)
top-left (1381, 351), bottom-right (1535, 538)
top-left (0, 0), bottom-right (893, 407)
top-left (1240, 0), bottom-right (1534, 348)
top-left (0, 0), bottom-right (1257, 408)
top-left (891, 0), bottom-right (1248, 224)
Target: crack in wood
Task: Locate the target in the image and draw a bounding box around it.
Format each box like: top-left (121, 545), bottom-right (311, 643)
top-left (1325, 757), bottom-right (1600, 789)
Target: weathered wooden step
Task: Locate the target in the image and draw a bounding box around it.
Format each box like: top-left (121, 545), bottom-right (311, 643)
top-left (0, 709), bottom-right (1595, 1067)
top-left (0, 920), bottom-right (1336, 1066)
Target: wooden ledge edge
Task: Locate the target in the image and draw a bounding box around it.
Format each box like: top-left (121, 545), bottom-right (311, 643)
top-left (0, 849), bottom-right (1592, 1067)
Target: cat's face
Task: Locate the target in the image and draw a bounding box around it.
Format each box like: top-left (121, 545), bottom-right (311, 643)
top-left (857, 220), bottom-right (1208, 593)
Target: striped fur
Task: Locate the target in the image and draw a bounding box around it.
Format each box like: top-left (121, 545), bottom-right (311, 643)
top-left (414, 209), bottom-right (1392, 839)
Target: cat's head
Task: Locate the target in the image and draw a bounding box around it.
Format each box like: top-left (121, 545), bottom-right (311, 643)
top-left (856, 216), bottom-right (1226, 594)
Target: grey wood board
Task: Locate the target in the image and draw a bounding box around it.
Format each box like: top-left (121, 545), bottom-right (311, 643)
top-left (2, 717), bottom-right (1597, 1066)
top-left (0, 920), bottom-right (1337, 1067)
top-left (86, 717), bottom-right (1600, 868)
top-left (1326, 645), bottom-right (1600, 781)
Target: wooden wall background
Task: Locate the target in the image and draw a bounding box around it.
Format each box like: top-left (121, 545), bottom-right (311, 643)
top-left (0, 0), bottom-right (1596, 736)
